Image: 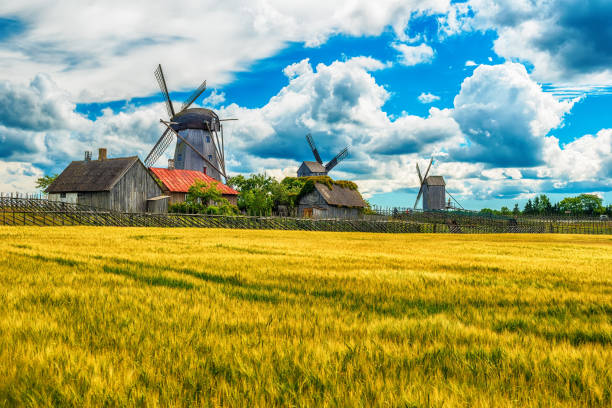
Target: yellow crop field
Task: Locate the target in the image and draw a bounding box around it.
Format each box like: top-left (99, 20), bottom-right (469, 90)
top-left (0, 227), bottom-right (611, 407)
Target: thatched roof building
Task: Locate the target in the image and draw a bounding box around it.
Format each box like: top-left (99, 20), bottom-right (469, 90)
top-left (297, 179), bottom-right (366, 219)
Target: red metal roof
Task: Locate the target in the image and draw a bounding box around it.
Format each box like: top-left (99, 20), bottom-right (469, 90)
top-left (149, 167), bottom-right (238, 195)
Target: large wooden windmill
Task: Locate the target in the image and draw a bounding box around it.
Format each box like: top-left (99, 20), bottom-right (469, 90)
top-left (144, 65), bottom-right (231, 182)
top-left (297, 134), bottom-right (349, 177)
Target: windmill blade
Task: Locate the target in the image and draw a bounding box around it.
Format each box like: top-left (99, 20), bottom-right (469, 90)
top-left (205, 121), bottom-right (224, 174)
top-left (180, 80), bottom-right (206, 112)
top-left (154, 64), bottom-right (175, 118)
top-left (144, 127), bottom-right (174, 167)
top-left (324, 146), bottom-right (349, 172)
top-left (416, 163), bottom-right (423, 184)
top-left (305, 134), bottom-right (323, 164)
top-left (413, 186), bottom-right (424, 209)
top-left (414, 157), bottom-right (433, 209)
top-left (422, 157), bottom-right (433, 182)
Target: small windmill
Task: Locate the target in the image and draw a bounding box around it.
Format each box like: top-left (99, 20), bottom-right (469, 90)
top-left (297, 133), bottom-right (349, 177)
top-left (413, 158), bottom-right (464, 211)
top-left (414, 157), bottom-right (447, 211)
top-left (144, 64), bottom-right (233, 182)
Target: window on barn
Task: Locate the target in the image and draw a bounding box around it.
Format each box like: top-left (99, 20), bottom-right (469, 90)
top-left (60, 193), bottom-right (66, 198)
top-left (206, 136), bottom-right (210, 143)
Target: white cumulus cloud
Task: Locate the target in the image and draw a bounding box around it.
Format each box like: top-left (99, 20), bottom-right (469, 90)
top-left (391, 43), bottom-right (435, 66)
top-left (0, 0), bottom-right (455, 102)
top-left (417, 92), bottom-right (440, 103)
top-left (467, 0), bottom-right (612, 90)
top-left (451, 62), bottom-right (574, 166)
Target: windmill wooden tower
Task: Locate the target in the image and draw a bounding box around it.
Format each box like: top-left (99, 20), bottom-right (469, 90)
top-left (297, 134), bottom-right (349, 177)
top-left (144, 65), bottom-right (233, 182)
top-left (414, 158), bottom-right (447, 211)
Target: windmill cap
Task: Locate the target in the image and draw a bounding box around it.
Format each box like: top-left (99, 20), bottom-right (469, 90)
top-left (425, 176), bottom-right (445, 186)
top-left (171, 108), bottom-right (220, 131)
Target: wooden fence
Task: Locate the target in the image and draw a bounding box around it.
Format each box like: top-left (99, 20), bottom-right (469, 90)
top-left (1, 196), bottom-right (610, 234)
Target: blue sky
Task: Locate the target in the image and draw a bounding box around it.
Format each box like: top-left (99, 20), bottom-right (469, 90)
top-left (0, 1), bottom-right (610, 210)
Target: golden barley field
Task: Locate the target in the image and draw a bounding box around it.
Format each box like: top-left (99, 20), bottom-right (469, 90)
top-left (0, 227), bottom-right (611, 407)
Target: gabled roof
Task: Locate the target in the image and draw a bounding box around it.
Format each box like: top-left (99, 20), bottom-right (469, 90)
top-left (46, 157), bottom-right (139, 193)
top-left (425, 176), bottom-right (445, 186)
top-left (314, 183), bottom-right (365, 208)
top-left (149, 167), bottom-right (238, 195)
top-left (300, 161), bottom-right (326, 173)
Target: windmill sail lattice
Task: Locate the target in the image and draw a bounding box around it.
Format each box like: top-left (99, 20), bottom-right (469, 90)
top-left (306, 133), bottom-right (323, 164)
top-left (325, 146), bottom-right (349, 172)
top-left (154, 64), bottom-right (175, 118)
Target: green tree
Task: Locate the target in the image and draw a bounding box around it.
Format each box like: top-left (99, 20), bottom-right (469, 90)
top-left (535, 194), bottom-right (552, 214)
top-left (479, 208), bottom-right (498, 216)
top-left (500, 206), bottom-right (512, 216)
top-left (280, 177), bottom-right (308, 208)
top-left (241, 189), bottom-right (273, 216)
top-left (169, 180), bottom-right (238, 215)
top-left (35, 174), bottom-right (58, 191)
top-left (227, 173), bottom-right (276, 194)
top-left (558, 194), bottom-right (604, 216)
top-left (512, 203), bottom-right (521, 216)
top-left (187, 180), bottom-right (224, 206)
top-left (524, 199), bottom-right (534, 215)
top-left (533, 196), bottom-right (541, 214)
top-left (228, 174), bottom-right (296, 215)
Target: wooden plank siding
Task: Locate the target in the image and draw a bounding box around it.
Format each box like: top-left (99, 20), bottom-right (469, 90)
top-left (75, 192), bottom-right (111, 210)
top-left (298, 190), bottom-right (362, 219)
top-left (109, 161), bottom-right (164, 213)
top-left (423, 185), bottom-right (446, 211)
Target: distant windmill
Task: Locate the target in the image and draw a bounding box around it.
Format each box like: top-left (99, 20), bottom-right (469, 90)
top-left (144, 64), bottom-right (235, 182)
top-left (297, 133), bottom-right (349, 177)
top-left (414, 157), bottom-right (447, 211)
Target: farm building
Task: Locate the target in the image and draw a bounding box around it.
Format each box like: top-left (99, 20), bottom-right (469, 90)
top-left (298, 181), bottom-right (366, 219)
top-left (46, 149), bottom-right (167, 213)
top-left (149, 166), bottom-right (238, 206)
top-left (422, 176), bottom-right (446, 211)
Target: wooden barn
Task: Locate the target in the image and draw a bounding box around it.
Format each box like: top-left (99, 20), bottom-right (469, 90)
top-left (149, 167), bottom-right (238, 206)
top-left (46, 149), bottom-right (168, 213)
top-left (298, 181), bottom-right (366, 219)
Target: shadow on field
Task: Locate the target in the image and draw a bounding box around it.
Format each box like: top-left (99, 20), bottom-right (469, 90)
top-left (6, 251), bottom-right (612, 346)
top-left (102, 265), bottom-right (194, 290)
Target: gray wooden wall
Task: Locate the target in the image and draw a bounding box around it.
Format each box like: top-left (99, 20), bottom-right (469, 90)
top-left (74, 192), bottom-right (110, 209)
top-left (108, 161), bottom-right (163, 212)
top-left (423, 185), bottom-right (446, 210)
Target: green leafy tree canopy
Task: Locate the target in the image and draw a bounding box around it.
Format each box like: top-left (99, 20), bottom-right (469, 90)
top-left (36, 174), bottom-right (58, 191)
